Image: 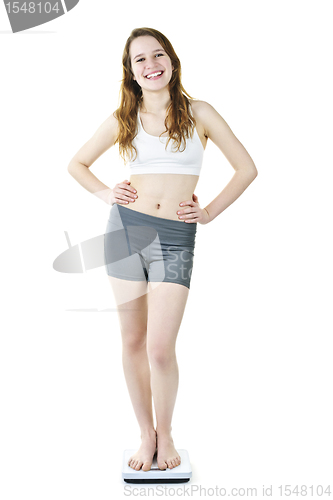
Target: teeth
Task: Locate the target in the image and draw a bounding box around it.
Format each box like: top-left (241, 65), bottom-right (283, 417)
top-left (146, 71), bottom-right (162, 79)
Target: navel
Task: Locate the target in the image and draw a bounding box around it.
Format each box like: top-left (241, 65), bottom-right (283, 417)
top-left (156, 203), bottom-right (160, 209)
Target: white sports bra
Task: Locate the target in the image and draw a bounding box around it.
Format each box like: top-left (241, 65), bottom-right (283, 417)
top-left (128, 108), bottom-right (204, 175)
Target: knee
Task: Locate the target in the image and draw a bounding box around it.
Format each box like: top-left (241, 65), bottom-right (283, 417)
top-left (121, 329), bottom-right (147, 352)
top-left (147, 345), bottom-right (176, 369)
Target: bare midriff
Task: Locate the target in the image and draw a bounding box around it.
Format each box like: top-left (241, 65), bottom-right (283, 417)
top-left (121, 173), bottom-right (200, 221)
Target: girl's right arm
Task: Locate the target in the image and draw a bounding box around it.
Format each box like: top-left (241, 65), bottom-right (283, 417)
top-left (67, 112), bottom-right (137, 205)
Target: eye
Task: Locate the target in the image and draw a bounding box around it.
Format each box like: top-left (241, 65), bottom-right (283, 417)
top-left (135, 53), bottom-right (164, 63)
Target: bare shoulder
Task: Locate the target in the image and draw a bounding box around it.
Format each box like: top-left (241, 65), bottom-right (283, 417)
top-left (189, 99), bottom-right (225, 137)
top-left (189, 99), bottom-right (257, 173)
top-left (96, 110), bottom-right (119, 140)
top-left (188, 99), bottom-right (209, 141)
top-left (189, 99), bottom-right (214, 116)
top-left (68, 110), bottom-right (119, 168)
top-left (85, 110), bottom-right (119, 147)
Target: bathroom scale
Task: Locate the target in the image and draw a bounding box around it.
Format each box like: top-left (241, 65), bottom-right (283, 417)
top-left (122, 449), bottom-right (192, 483)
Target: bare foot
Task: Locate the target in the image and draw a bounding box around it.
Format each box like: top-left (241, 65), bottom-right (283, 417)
top-left (128, 430), bottom-right (157, 472)
top-left (156, 432), bottom-right (181, 470)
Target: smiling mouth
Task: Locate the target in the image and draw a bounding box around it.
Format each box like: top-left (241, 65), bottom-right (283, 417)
top-left (145, 71), bottom-right (164, 79)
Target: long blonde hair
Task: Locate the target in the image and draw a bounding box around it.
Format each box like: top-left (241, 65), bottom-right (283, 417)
top-left (114, 27), bottom-right (196, 163)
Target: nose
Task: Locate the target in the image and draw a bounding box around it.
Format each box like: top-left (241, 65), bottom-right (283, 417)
top-left (145, 56), bottom-right (158, 69)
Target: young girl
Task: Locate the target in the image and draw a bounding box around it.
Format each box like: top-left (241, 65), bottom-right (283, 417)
top-left (68, 27), bottom-right (258, 472)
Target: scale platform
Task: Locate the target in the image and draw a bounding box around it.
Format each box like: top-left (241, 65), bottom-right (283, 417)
top-left (122, 449), bottom-right (192, 483)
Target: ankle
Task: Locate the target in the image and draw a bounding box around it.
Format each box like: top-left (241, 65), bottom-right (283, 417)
top-left (140, 428), bottom-right (156, 439)
top-left (156, 426), bottom-right (172, 438)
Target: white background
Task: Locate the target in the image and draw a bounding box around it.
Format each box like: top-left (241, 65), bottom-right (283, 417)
top-left (1, 0), bottom-right (332, 497)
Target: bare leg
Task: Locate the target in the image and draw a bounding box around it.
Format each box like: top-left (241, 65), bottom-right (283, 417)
top-left (107, 276), bottom-right (156, 471)
top-left (146, 282), bottom-right (189, 470)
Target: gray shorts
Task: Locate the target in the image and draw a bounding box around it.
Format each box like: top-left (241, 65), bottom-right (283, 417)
top-left (104, 204), bottom-right (197, 289)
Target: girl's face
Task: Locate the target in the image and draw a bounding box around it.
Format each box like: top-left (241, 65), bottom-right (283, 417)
top-left (129, 36), bottom-right (174, 93)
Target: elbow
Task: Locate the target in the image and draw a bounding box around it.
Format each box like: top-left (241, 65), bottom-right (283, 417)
top-left (67, 161), bottom-right (75, 174)
top-left (236, 159), bottom-right (258, 180)
top-left (240, 164), bottom-right (258, 181)
top-left (67, 160), bottom-right (84, 175)
top-left (248, 162), bottom-right (258, 180)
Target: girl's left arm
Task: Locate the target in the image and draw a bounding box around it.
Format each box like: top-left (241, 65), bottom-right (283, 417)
top-left (178, 101), bottom-right (258, 224)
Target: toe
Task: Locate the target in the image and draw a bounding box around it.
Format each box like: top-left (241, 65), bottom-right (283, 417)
top-left (142, 461), bottom-right (152, 471)
top-left (158, 460), bottom-right (168, 470)
top-left (135, 461), bottom-right (142, 470)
